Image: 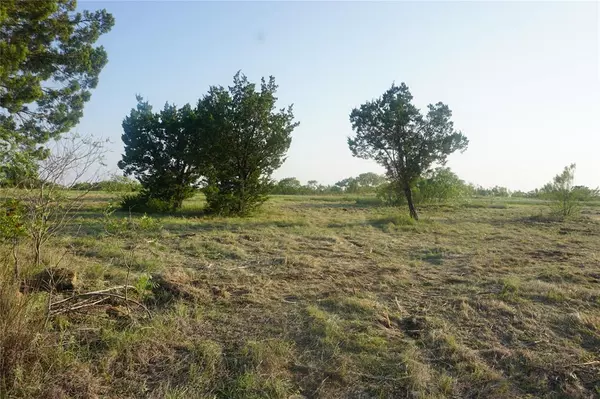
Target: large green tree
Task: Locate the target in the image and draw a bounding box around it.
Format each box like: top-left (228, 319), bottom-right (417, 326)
top-left (348, 83), bottom-right (468, 219)
top-left (198, 72), bottom-right (298, 215)
top-left (0, 0), bottom-right (114, 182)
top-left (119, 97), bottom-right (203, 210)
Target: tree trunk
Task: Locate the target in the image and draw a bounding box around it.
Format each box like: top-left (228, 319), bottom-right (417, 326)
top-left (404, 186), bottom-right (419, 220)
top-left (34, 241), bottom-right (41, 267)
top-left (12, 240), bottom-right (19, 281)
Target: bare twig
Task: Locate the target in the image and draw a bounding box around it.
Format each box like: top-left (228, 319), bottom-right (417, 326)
top-left (45, 285), bottom-right (53, 327)
top-left (51, 285), bottom-right (138, 307)
top-left (79, 285), bottom-right (138, 296)
top-left (125, 252), bottom-right (133, 314)
top-left (51, 297), bottom-right (109, 316)
top-left (49, 288), bottom-right (151, 319)
top-left (569, 360), bottom-right (599, 367)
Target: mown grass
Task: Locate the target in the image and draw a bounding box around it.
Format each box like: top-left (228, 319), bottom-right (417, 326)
top-left (1, 192), bottom-right (599, 398)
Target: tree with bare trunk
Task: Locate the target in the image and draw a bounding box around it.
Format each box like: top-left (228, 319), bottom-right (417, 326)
top-left (348, 83), bottom-right (468, 219)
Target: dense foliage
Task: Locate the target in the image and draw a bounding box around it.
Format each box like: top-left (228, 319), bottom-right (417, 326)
top-left (119, 97), bottom-right (202, 211)
top-left (541, 164), bottom-right (581, 217)
top-left (348, 82), bottom-right (468, 219)
top-left (0, 0), bottom-right (114, 183)
top-left (199, 73), bottom-right (298, 215)
top-left (271, 173), bottom-right (386, 195)
top-left (118, 73), bottom-right (297, 215)
top-left (376, 167), bottom-right (470, 205)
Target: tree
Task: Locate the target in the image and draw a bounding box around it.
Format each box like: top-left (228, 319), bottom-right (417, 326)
top-left (542, 164), bottom-right (580, 218)
top-left (1, 0), bottom-right (114, 175)
top-left (273, 177), bottom-right (302, 195)
top-left (491, 186), bottom-right (510, 197)
top-left (119, 97), bottom-right (203, 211)
top-left (416, 167), bottom-right (469, 203)
top-left (307, 180), bottom-right (319, 191)
top-left (335, 177), bottom-right (359, 193)
top-left (198, 72), bottom-right (298, 216)
top-left (572, 185), bottom-right (600, 201)
top-left (355, 172), bottom-right (386, 192)
top-left (348, 83), bottom-right (468, 219)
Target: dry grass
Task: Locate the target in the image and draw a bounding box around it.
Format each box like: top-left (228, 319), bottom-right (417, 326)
top-left (1, 192), bottom-right (599, 398)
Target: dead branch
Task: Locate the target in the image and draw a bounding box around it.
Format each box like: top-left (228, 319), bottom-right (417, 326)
top-left (80, 285), bottom-right (139, 296)
top-left (48, 285), bottom-right (151, 318)
top-left (50, 285), bottom-right (138, 306)
top-left (51, 297), bottom-right (109, 316)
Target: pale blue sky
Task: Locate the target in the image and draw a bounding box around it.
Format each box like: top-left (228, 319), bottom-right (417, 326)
top-left (77, 1), bottom-right (599, 191)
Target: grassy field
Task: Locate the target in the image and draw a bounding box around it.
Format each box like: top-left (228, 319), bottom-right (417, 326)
top-left (2, 193), bottom-right (600, 398)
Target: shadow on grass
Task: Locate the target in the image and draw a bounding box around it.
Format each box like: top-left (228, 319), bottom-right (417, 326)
top-left (160, 218), bottom-right (312, 233)
top-left (328, 214), bottom-right (418, 230)
top-left (461, 202), bottom-right (508, 210)
top-left (292, 200), bottom-right (384, 210)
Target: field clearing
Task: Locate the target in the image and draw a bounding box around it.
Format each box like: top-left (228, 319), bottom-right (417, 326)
top-left (3, 193), bottom-right (600, 398)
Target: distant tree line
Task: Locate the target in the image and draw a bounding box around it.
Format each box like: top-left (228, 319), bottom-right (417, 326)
top-left (71, 175), bottom-right (141, 192)
top-left (272, 166), bottom-right (599, 211)
top-left (1, 173), bottom-right (141, 192)
top-left (271, 172), bottom-right (387, 195)
top-left (467, 180), bottom-right (599, 202)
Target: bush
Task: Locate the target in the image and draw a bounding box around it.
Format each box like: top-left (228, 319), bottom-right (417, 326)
top-left (203, 175), bottom-right (270, 216)
top-left (376, 168), bottom-right (470, 206)
top-left (376, 181), bottom-right (405, 206)
top-left (416, 168), bottom-right (469, 203)
top-left (541, 164), bottom-right (580, 218)
top-left (572, 185), bottom-right (600, 201)
top-left (119, 192), bottom-right (177, 213)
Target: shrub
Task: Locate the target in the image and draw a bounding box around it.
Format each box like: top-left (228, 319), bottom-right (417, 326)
top-left (572, 185), bottom-right (600, 201)
top-left (376, 168), bottom-right (470, 207)
top-left (203, 175), bottom-right (270, 216)
top-left (104, 207), bottom-right (163, 235)
top-left (144, 198), bottom-right (176, 213)
top-left (541, 164), bottom-right (580, 218)
top-left (416, 167), bottom-right (470, 203)
top-left (376, 181), bottom-right (405, 206)
top-left (120, 193), bottom-right (146, 212)
top-left (119, 192), bottom-right (178, 213)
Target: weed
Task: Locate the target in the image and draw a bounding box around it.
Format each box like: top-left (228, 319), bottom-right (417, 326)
top-left (546, 288), bottom-right (567, 303)
top-left (499, 277), bottom-right (521, 301)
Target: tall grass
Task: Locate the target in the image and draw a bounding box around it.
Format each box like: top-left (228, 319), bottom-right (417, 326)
top-left (0, 260), bottom-right (44, 396)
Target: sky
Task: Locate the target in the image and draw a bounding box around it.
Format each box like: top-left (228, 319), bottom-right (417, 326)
top-left (76, 1), bottom-right (600, 191)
